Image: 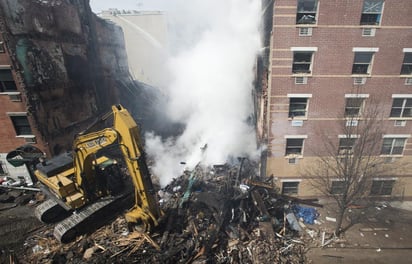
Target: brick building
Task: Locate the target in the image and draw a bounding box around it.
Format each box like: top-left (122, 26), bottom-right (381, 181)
top-left (264, 0), bottom-right (412, 199)
top-left (0, 0), bottom-right (131, 184)
top-left (0, 34), bottom-right (41, 184)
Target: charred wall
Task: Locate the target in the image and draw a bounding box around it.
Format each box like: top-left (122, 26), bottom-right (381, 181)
top-left (255, 0), bottom-right (274, 177)
top-left (0, 0), bottom-right (130, 155)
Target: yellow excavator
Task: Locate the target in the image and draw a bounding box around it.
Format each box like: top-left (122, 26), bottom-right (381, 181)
top-left (31, 104), bottom-right (162, 242)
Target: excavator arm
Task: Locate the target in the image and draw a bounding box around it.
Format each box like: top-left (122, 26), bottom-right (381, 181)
top-left (110, 104), bottom-right (162, 228)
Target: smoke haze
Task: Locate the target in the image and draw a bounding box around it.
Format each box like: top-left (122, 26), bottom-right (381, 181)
top-left (145, 0), bottom-right (262, 186)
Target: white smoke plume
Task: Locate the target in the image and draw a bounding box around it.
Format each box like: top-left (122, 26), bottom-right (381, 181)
top-left (145, 0), bottom-right (262, 186)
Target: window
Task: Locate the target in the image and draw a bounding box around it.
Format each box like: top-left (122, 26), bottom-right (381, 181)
top-left (390, 98), bottom-right (412, 118)
top-left (360, 0), bottom-right (384, 25)
top-left (400, 53), bottom-right (412, 75)
top-left (282, 181), bottom-right (299, 195)
top-left (370, 180), bottom-right (394, 196)
top-left (8, 93), bottom-right (22, 102)
top-left (345, 98), bottom-right (365, 117)
top-left (0, 69), bottom-right (17, 92)
top-left (352, 52), bottom-right (374, 74)
top-left (296, 0), bottom-right (318, 24)
top-left (381, 138), bottom-right (406, 155)
top-left (338, 138), bottom-right (356, 155)
top-left (292, 51), bottom-right (314, 74)
top-left (286, 138), bottom-right (304, 156)
top-left (331, 181), bottom-right (345, 195)
top-left (289, 98), bottom-right (308, 118)
top-left (9, 115), bottom-right (33, 136)
top-left (0, 42), bottom-right (4, 53)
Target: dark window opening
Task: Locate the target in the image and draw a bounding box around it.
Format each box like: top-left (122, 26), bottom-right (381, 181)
top-left (370, 180), bottom-right (394, 196)
top-left (296, 0), bottom-right (318, 24)
top-left (345, 98), bottom-right (364, 117)
top-left (400, 53), bottom-right (412, 75)
top-left (338, 138), bottom-right (356, 155)
top-left (0, 69), bottom-right (17, 92)
top-left (292, 52), bottom-right (313, 73)
top-left (360, 0), bottom-right (383, 25)
top-left (10, 115), bottom-right (32, 136)
top-left (352, 52), bottom-right (374, 74)
top-left (0, 42), bottom-right (4, 53)
top-left (390, 98), bottom-right (412, 118)
top-left (289, 98), bottom-right (308, 118)
top-left (286, 138), bottom-right (304, 156)
top-left (381, 138), bottom-right (406, 155)
top-left (282, 181), bottom-right (299, 195)
top-left (331, 181), bottom-right (345, 195)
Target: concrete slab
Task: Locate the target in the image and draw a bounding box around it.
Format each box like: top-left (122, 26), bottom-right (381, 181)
top-left (390, 201), bottom-right (412, 211)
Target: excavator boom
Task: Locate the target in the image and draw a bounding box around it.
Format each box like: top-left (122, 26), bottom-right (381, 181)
top-left (110, 104), bottom-right (162, 226)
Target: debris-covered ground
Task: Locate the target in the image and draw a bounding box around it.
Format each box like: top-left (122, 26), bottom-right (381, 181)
top-left (2, 161), bottom-right (412, 263)
top-left (2, 160), bottom-right (315, 263)
top-left (0, 187), bottom-right (43, 264)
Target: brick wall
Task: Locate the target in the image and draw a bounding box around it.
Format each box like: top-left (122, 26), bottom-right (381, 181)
top-left (266, 0), bottom-right (412, 198)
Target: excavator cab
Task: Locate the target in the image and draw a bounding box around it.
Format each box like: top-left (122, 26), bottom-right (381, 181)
top-left (94, 158), bottom-right (124, 196)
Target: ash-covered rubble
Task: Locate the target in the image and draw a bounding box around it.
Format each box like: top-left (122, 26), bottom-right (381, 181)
top-left (20, 160), bottom-right (318, 263)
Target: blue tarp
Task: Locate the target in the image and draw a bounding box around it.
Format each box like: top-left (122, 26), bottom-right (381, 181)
top-left (292, 205), bottom-right (319, 225)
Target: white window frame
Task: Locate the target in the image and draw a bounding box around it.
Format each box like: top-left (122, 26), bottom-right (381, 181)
top-left (284, 135), bottom-right (307, 157)
top-left (352, 48), bottom-right (379, 75)
top-left (360, 0), bottom-right (384, 26)
top-left (389, 96), bottom-right (412, 119)
top-left (287, 94), bottom-right (312, 119)
top-left (296, 0), bottom-right (319, 25)
top-left (0, 67), bottom-right (17, 93)
top-left (281, 180), bottom-right (300, 195)
top-left (291, 47), bottom-right (318, 75)
top-left (380, 135), bottom-right (410, 156)
top-left (7, 112), bottom-right (34, 137)
top-left (344, 94), bottom-right (369, 117)
top-left (400, 49), bottom-right (412, 76)
top-left (370, 179), bottom-right (395, 196)
top-left (337, 135), bottom-right (359, 156)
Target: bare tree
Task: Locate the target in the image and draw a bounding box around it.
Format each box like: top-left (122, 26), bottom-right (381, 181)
top-left (303, 96), bottom-right (392, 235)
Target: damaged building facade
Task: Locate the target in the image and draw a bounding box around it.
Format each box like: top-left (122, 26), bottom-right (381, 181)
top-left (261, 0), bottom-right (412, 199)
top-left (0, 0), bottom-right (131, 183)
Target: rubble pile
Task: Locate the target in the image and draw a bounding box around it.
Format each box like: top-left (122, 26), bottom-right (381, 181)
top-left (0, 187), bottom-right (38, 210)
top-left (19, 161), bottom-right (314, 263)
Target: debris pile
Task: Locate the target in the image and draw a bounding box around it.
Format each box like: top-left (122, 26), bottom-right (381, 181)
top-left (18, 161), bottom-right (319, 263)
top-left (0, 187), bottom-right (39, 210)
